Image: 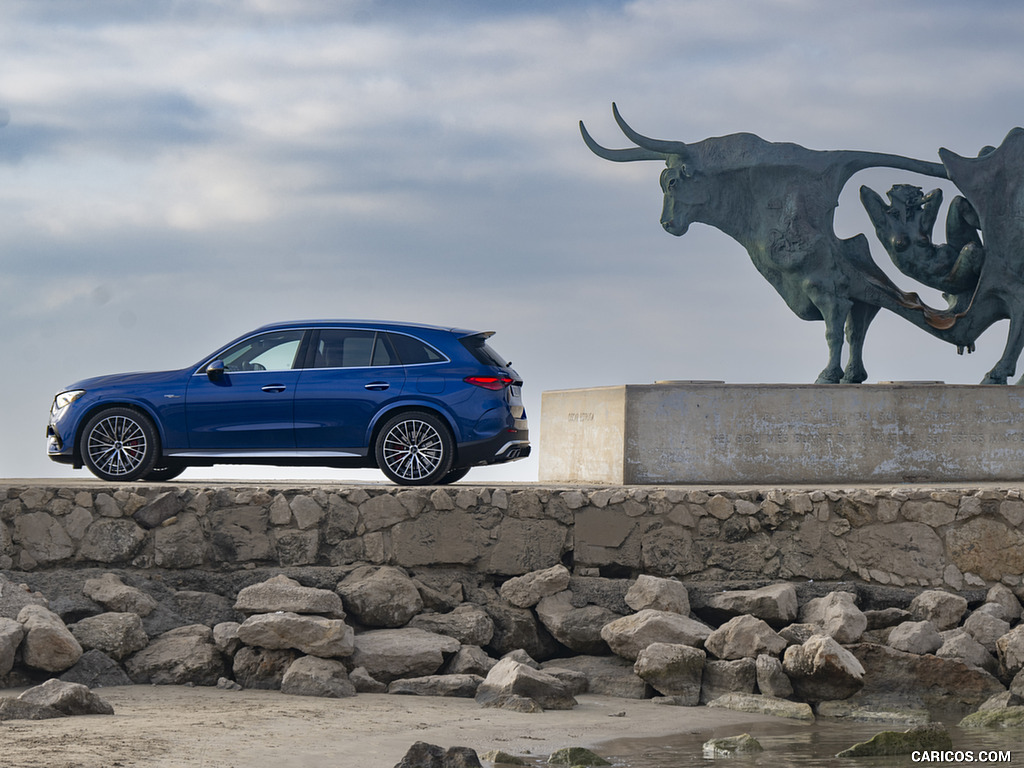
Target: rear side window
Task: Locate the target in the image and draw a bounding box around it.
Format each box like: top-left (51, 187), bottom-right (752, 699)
top-left (460, 333), bottom-right (508, 367)
top-left (387, 332), bottom-right (446, 365)
top-left (313, 329), bottom-right (397, 368)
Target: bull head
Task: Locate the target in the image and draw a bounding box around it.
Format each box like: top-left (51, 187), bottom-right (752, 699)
top-left (580, 103), bottom-right (703, 236)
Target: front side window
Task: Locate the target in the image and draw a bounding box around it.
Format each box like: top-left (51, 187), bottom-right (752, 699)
top-left (220, 330), bottom-right (305, 372)
top-left (313, 329), bottom-right (397, 368)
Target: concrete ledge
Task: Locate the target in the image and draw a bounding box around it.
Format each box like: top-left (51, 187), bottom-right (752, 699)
top-left (539, 383), bottom-right (1024, 484)
top-left (4, 483), bottom-right (1024, 590)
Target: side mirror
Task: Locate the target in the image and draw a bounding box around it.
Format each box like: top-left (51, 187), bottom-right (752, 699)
top-left (206, 360), bottom-right (225, 382)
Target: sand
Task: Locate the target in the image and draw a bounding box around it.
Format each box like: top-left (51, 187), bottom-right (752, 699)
top-left (0, 686), bottom-right (780, 768)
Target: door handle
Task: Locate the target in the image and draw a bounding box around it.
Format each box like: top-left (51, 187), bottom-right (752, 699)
top-left (365, 382), bottom-right (390, 391)
top-left (262, 384), bottom-right (287, 393)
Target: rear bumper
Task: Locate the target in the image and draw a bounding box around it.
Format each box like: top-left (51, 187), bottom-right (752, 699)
top-left (456, 428), bottom-right (531, 467)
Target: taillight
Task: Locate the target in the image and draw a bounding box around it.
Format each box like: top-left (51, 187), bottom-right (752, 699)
top-left (464, 375), bottom-right (514, 391)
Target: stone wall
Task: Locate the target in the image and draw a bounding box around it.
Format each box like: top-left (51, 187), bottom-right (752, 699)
top-left (4, 484), bottom-right (1024, 591)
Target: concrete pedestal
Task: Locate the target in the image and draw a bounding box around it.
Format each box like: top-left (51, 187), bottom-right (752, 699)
top-left (539, 382), bottom-right (1024, 484)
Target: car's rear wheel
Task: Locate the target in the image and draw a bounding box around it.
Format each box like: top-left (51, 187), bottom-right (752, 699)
top-left (375, 411), bottom-right (453, 485)
top-left (143, 460), bottom-right (187, 482)
top-left (80, 407), bottom-right (160, 482)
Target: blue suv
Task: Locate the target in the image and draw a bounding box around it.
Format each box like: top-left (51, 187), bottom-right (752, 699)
top-left (47, 320), bottom-right (530, 485)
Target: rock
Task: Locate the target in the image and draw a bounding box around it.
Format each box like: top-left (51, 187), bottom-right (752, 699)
top-left (705, 584), bottom-right (797, 627)
top-left (0, 698), bottom-right (64, 721)
top-left (986, 584), bottom-right (1022, 622)
top-left (213, 621), bottom-right (242, 655)
top-left (388, 674), bottom-right (483, 698)
top-left (964, 611), bottom-right (1011, 654)
top-left (69, 612), bottom-right (148, 660)
top-left (704, 614), bottom-right (786, 660)
top-left (887, 621), bottom-right (942, 655)
top-left (237, 612), bottom-right (354, 658)
top-left (755, 653), bottom-right (794, 698)
top-left (338, 566), bottom-right (424, 627)
top-left (960, 706), bottom-right (1024, 728)
top-left (1, 616), bottom-right (25, 677)
top-left (475, 658), bottom-right (576, 711)
top-left (815, 699), bottom-right (929, 725)
top-left (624, 575), bottom-right (690, 615)
top-left (864, 607), bottom-right (911, 630)
top-left (280, 656), bottom-right (356, 698)
top-left (997, 625), bottom-right (1024, 677)
top-left (234, 574), bottom-right (346, 618)
top-left (708, 692), bottom-right (813, 721)
top-left (59, 649), bottom-right (133, 688)
top-left (600, 609), bottom-right (713, 661)
top-left (701, 658), bottom-right (756, 703)
top-left (349, 665), bottom-right (387, 693)
top-left (799, 591), bottom-right (866, 644)
top-left (408, 605), bottom-right (494, 647)
top-left (538, 666), bottom-right (588, 696)
top-left (850, 643), bottom-right (1005, 717)
top-left (392, 741), bottom-right (483, 768)
top-left (937, 629), bottom-right (998, 674)
top-left (82, 573), bottom-right (158, 616)
top-left (350, 628), bottom-right (460, 684)
top-left (479, 751), bottom-right (526, 766)
top-left (541, 655), bottom-right (650, 699)
top-left (0, 575), bottom-right (48, 619)
top-left (633, 642), bottom-right (705, 703)
top-left (499, 565), bottom-right (571, 608)
top-left (132, 491), bottom-right (184, 529)
top-left (16, 678), bottom-right (114, 716)
top-left (535, 591), bottom-right (617, 655)
top-left (783, 634), bottom-right (864, 702)
top-left (778, 622), bottom-right (817, 646)
top-left (442, 645), bottom-right (496, 677)
top-left (908, 590), bottom-right (968, 631)
top-left (125, 624), bottom-right (224, 686)
top-left (483, 599), bottom-right (560, 661)
top-left (77, 518), bottom-right (147, 563)
top-left (978, 691), bottom-right (1023, 711)
top-left (502, 649), bottom-right (540, 668)
top-left (17, 604), bottom-right (83, 672)
top-left (233, 646), bottom-right (297, 689)
top-left (702, 733), bottom-right (764, 757)
top-left (172, 590), bottom-right (241, 628)
top-left (836, 724), bottom-right (951, 757)
top-left (546, 746), bottom-right (611, 765)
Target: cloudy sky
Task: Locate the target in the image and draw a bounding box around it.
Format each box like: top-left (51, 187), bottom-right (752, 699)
top-left (3, 0), bottom-right (1023, 483)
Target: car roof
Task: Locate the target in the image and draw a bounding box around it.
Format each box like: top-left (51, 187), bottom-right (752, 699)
top-left (247, 319), bottom-right (485, 337)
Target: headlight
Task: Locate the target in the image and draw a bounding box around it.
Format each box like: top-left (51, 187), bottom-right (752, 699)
top-left (52, 390), bottom-right (86, 414)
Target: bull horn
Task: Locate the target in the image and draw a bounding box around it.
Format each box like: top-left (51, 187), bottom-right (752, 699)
top-left (612, 102), bottom-right (690, 158)
top-left (580, 120), bottom-right (665, 162)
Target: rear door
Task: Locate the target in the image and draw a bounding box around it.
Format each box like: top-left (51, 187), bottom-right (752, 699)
top-left (293, 328), bottom-right (406, 452)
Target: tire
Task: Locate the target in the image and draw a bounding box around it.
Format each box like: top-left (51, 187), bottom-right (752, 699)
top-left (143, 460), bottom-right (187, 482)
top-left (375, 411), bottom-right (454, 485)
top-left (80, 407), bottom-right (160, 482)
top-left (438, 467), bottom-right (471, 484)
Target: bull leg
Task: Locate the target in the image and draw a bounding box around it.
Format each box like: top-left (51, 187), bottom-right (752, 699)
top-left (841, 301), bottom-right (879, 384)
top-left (985, 316), bottom-right (1024, 385)
top-left (814, 298), bottom-right (852, 384)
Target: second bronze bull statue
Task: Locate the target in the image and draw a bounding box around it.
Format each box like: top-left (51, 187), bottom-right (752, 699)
top-left (581, 104), bottom-right (1024, 384)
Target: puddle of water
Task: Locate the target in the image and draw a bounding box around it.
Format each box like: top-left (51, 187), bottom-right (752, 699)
top-left (515, 719), bottom-right (1024, 767)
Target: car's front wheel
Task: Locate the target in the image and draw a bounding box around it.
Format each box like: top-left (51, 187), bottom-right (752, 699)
top-left (143, 460), bottom-right (187, 482)
top-left (80, 407), bottom-right (160, 482)
top-left (375, 411), bottom-right (454, 485)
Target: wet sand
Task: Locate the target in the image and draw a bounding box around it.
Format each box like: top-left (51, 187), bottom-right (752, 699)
top-left (0, 686), bottom-right (781, 767)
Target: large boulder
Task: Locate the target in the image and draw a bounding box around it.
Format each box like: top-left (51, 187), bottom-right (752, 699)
top-left (704, 584), bottom-right (797, 627)
top-left (601, 609), bottom-right (712, 661)
top-left (68, 612), bottom-right (148, 661)
top-left (234, 574), bottom-right (345, 618)
top-left (280, 656), bottom-right (356, 698)
top-left (540, 655), bottom-right (650, 699)
top-left (407, 605), bottom-right (494, 647)
top-left (337, 567), bottom-right (423, 628)
top-left (704, 615), bottom-right (786, 660)
top-left (232, 646), bottom-right (296, 689)
top-left (483, 599), bottom-right (560, 661)
top-left (350, 628), bottom-right (460, 684)
top-left (388, 674), bottom-right (483, 698)
top-left (0, 575), bottom-right (48, 619)
top-left (534, 591), bottom-right (617, 655)
top-left (16, 679), bottom-right (113, 716)
top-left (624, 575), bottom-right (690, 615)
top-left (997, 625), bottom-right (1024, 678)
top-left (82, 573), bottom-right (158, 616)
top-left (799, 592), bottom-right (866, 644)
top-left (887, 621), bottom-right (943, 656)
top-left (125, 624), bottom-right (224, 685)
top-left (1, 616), bottom-right (25, 677)
top-left (909, 591), bottom-right (968, 631)
top-left (633, 642), bottom-right (705, 703)
top-left (499, 565), bottom-right (571, 609)
top-left (701, 658), bottom-right (756, 703)
top-left (17, 604), bottom-right (83, 672)
top-left (236, 612), bottom-right (354, 658)
top-left (59, 649), bottom-right (133, 688)
top-left (782, 634), bottom-right (865, 702)
top-left (475, 658), bottom-right (577, 711)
